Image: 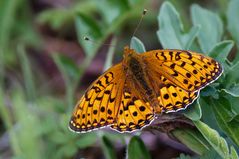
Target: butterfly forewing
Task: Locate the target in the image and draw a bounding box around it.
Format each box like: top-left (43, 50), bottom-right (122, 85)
top-left (69, 63), bottom-right (124, 132)
top-left (142, 49), bottom-right (222, 112)
top-left (143, 50), bottom-right (222, 92)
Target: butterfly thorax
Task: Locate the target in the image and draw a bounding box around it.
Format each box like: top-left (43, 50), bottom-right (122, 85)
top-left (123, 46), bottom-right (160, 112)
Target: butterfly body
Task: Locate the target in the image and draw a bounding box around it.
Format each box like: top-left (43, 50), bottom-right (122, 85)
top-left (69, 47), bottom-right (223, 133)
top-left (123, 46), bottom-right (162, 113)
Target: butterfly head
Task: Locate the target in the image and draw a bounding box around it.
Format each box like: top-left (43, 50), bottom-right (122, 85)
top-left (123, 46), bottom-right (137, 59)
top-left (123, 46), bottom-right (140, 70)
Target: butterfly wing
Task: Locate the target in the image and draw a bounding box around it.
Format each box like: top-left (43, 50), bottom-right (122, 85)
top-left (110, 80), bottom-right (154, 132)
top-left (69, 62), bottom-right (155, 133)
top-left (141, 49), bottom-right (223, 112)
top-left (69, 63), bottom-right (125, 132)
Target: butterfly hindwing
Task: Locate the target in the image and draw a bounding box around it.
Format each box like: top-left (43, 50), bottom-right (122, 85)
top-left (110, 84), bottom-right (154, 132)
top-left (157, 80), bottom-right (199, 112)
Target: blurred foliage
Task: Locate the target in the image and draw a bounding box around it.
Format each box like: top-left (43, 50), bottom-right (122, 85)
top-left (0, 0), bottom-right (239, 159)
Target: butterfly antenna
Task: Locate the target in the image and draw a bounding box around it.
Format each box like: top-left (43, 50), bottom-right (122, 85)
top-left (83, 36), bottom-right (116, 47)
top-left (132, 9), bottom-right (147, 38)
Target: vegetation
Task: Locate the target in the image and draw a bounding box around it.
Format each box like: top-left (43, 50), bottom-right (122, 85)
top-left (0, 0), bottom-right (239, 158)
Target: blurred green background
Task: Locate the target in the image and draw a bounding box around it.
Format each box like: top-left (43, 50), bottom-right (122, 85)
top-left (0, 0), bottom-right (239, 158)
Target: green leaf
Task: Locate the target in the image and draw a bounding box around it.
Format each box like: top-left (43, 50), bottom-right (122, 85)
top-left (172, 128), bottom-right (210, 155)
top-left (225, 61), bottom-right (239, 84)
top-left (52, 54), bottom-right (81, 83)
top-left (182, 25), bottom-right (200, 50)
top-left (55, 143), bottom-right (77, 159)
top-left (0, 0), bottom-right (22, 85)
top-left (221, 83), bottom-right (239, 97)
top-left (183, 98), bottom-right (202, 121)
top-left (0, 0), bottom-right (19, 47)
top-left (232, 50), bottom-right (239, 65)
top-left (191, 4), bottom-right (223, 53)
top-left (49, 131), bottom-right (71, 144)
top-left (128, 0), bottom-right (145, 6)
top-left (37, 1), bottom-right (96, 30)
top-left (227, 0), bottom-right (239, 47)
top-left (211, 97), bottom-right (239, 146)
top-left (201, 86), bottom-right (219, 99)
top-left (75, 13), bottom-right (102, 57)
top-left (76, 133), bottom-right (98, 148)
top-left (199, 150), bottom-right (221, 159)
top-left (227, 95), bottom-right (239, 114)
top-left (126, 136), bottom-right (151, 159)
top-left (232, 114), bottom-right (239, 123)
top-left (176, 154), bottom-right (192, 159)
top-left (230, 146), bottom-right (239, 159)
top-left (17, 44), bottom-right (36, 101)
top-left (37, 9), bottom-right (72, 30)
top-left (11, 91), bottom-right (42, 159)
top-left (194, 120), bottom-right (238, 158)
top-left (157, 2), bottom-right (199, 50)
top-left (208, 40), bottom-right (234, 64)
top-left (200, 97), bottom-right (222, 132)
top-left (97, 0), bottom-right (129, 24)
top-left (101, 135), bottom-right (117, 159)
top-left (130, 37), bottom-right (146, 53)
top-left (52, 53), bottom-right (81, 108)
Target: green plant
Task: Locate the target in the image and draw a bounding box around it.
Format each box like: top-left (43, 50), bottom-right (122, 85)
top-left (0, 0), bottom-right (239, 159)
top-left (127, 1), bottom-right (239, 158)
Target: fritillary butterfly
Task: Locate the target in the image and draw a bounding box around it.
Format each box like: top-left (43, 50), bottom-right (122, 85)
top-left (69, 46), bottom-right (223, 133)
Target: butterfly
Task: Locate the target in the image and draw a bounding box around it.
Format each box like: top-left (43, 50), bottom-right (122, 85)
top-left (69, 46), bottom-right (223, 133)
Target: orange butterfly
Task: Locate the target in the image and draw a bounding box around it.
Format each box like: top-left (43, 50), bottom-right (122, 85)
top-left (69, 46), bottom-right (222, 133)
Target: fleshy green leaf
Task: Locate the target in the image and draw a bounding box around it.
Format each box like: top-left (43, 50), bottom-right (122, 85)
top-left (199, 150), bottom-right (220, 159)
top-left (101, 135), bottom-right (117, 159)
top-left (211, 97), bottom-right (239, 146)
top-left (221, 83), bottom-right (239, 97)
top-left (126, 136), bottom-right (151, 159)
top-left (194, 120), bottom-right (238, 158)
top-left (230, 146), bottom-right (239, 159)
top-left (182, 25), bottom-right (200, 50)
top-left (172, 128), bottom-right (210, 155)
top-left (130, 37), bottom-right (146, 53)
top-left (201, 86), bottom-right (219, 99)
top-left (227, 0), bottom-right (239, 47)
top-left (191, 4), bottom-right (223, 53)
top-left (157, 2), bottom-right (199, 50)
top-left (225, 61), bottom-right (239, 84)
top-left (208, 40), bottom-right (234, 64)
top-left (226, 95), bottom-right (239, 114)
top-left (183, 98), bottom-right (202, 121)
